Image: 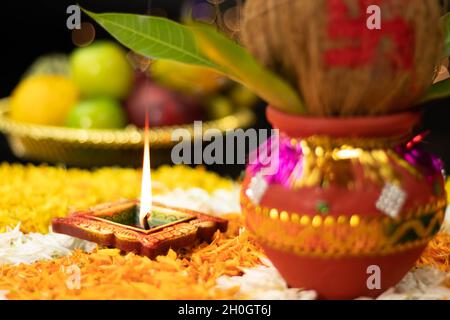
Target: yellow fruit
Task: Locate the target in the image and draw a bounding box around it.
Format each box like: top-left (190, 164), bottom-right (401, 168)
top-left (151, 59), bottom-right (226, 94)
top-left (10, 75), bottom-right (79, 126)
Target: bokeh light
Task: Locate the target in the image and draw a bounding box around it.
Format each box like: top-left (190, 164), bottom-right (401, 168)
top-left (223, 5), bottom-right (241, 32)
top-left (191, 2), bottom-right (217, 24)
top-left (71, 22), bottom-right (96, 47)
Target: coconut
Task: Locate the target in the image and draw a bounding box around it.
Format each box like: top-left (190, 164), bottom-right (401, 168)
top-left (241, 0), bottom-right (443, 116)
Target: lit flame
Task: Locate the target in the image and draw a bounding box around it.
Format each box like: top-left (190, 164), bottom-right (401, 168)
top-left (139, 111), bottom-right (152, 227)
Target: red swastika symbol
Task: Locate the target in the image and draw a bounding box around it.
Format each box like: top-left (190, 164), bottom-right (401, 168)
top-left (325, 0), bottom-right (414, 70)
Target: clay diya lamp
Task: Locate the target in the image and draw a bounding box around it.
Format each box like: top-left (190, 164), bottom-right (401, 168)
top-left (241, 106), bottom-right (447, 299)
top-left (52, 199), bottom-right (227, 259)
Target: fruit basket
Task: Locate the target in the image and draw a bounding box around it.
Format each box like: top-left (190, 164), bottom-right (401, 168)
top-left (0, 98), bottom-right (255, 167)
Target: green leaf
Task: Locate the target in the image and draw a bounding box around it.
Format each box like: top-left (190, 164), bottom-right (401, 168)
top-left (420, 14), bottom-right (450, 103)
top-left (85, 9), bottom-right (305, 114)
top-left (441, 13), bottom-right (450, 57)
top-left (83, 10), bottom-right (219, 69)
top-left (421, 78), bottom-right (450, 103)
top-left (190, 24), bottom-right (305, 114)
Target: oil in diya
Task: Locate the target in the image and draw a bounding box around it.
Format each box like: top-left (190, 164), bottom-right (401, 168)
top-left (52, 112), bottom-right (227, 259)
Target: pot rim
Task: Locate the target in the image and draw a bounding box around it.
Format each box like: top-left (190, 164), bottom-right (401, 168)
top-left (266, 106), bottom-right (421, 138)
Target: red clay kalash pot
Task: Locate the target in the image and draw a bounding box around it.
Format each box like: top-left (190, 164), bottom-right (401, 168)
top-left (241, 107), bottom-right (447, 299)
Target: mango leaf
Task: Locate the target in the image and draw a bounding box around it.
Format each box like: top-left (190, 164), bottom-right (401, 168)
top-left (441, 13), bottom-right (450, 57)
top-left (83, 10), bottom-right (219, 69)
top-left (85, 9), bottom-right (305, 114)
top-left (421, 78), bottom-right (450, 103)
top-left (190, 24), bottom-right (305, 114)
top-left (420, 14), bottom-right (450, 103)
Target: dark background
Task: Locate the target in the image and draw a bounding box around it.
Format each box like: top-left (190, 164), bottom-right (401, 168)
top-left (0, 0), bottom-right (449, 175)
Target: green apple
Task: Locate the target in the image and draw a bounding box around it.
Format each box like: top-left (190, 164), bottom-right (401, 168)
top-left (66, 97), bottom-right (127, 129)
top-left (70, 41), bottom-right (133, 99)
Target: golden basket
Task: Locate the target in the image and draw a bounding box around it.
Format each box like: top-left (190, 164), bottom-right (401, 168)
top-left (0, 98), bottom-right (255, 167)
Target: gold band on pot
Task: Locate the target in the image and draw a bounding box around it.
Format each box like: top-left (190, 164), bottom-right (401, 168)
top-left (242, 195), bottom-right (446, 257)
